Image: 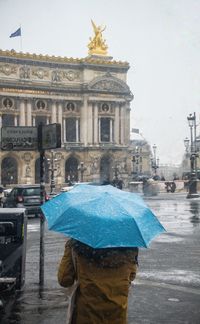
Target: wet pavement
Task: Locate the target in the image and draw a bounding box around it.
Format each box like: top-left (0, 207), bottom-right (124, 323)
top-left (0, 192), bottom-right (200, 324)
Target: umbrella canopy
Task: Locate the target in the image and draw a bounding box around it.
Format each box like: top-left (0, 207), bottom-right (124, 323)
top-left (41, 184), bottom-right (165, 248)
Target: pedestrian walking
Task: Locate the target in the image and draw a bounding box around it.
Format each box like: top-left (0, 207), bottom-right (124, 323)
top-left (58, 239), bottom-right (138, 324)
top-left (42, 184), bottom-right (165, 323)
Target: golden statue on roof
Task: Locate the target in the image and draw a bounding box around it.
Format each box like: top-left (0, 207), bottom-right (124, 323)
top-left (88, 20), bottom-right (108, 56)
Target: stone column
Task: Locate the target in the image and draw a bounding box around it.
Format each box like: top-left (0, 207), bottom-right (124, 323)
top-left (57, 102), bottom-right (63, 143)
top-left (114, 103), bottom-right (120, 144)
top-left (94, 103), bottom-right (99, 144)
top-left (51, 101), bottom-right (57, 123)
top-left (0, 115), bottom-right (2, 143)
top-left (98, 118), bottom-right (101, 143)
top-left (80, 96), bottom-right (88, 145)
top-left (120, 104), bottom-right (125, 145)
top-left (76, 119), bottom-right (79, 142)
top-left (27, 101), bottom-right (32, 126)
top-left (32, 116), bottom-right (36, 126)
top-left (124, 103), bottom-right (131, 145)
top-left (110, 118), bottom-right (113, 142)
top-left (87, 102), bottom-right (93, 144)
top-left (63, 118), bottom-right (66, 142)
top-left (19, 100), bottom-right (26, 126)
top-left (14, 116), bottom-right (18, 126)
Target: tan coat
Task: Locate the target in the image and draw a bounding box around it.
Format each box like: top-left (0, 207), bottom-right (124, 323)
top-left (58, 241), bottom-right (138, 324)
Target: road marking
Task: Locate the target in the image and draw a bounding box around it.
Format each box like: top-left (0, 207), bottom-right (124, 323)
top-left (134, 279), bottom-right (200, 295)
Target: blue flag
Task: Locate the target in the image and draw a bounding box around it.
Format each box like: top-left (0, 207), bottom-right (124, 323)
top-left (10, 27), bottom-right (21, 38)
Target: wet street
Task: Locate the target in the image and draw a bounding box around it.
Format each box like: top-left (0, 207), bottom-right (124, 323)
top-left (1, 192), bottom-right (200, 324)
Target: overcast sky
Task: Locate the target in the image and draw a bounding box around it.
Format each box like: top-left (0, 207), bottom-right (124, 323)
top-left (0, 0), bottom-right (200, 165)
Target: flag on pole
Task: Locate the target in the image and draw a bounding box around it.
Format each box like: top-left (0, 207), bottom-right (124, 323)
top-left (10, 27), bottom-right (21, 38)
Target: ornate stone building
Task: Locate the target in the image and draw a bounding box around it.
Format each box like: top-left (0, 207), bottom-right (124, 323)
top-left (0, 25), bottom-right (134, 188)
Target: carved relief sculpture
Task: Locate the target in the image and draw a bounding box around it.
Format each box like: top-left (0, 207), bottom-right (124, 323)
top-left (19, 66), bottom-right (30, 79)
top-left (52, 70), bottom-right (62, 82)
top-left (92, 80), bottom-right (122, 92)
top-left (63, 70), bottom-right (80, 81)
top-left (0, 64), bottom-right (17, 76)
top-left (25, 165), bottom-right (31, 177)
top-left (32, 68), bottom-right (49, 79)
top-left (2, 98), bottom-right (13, 109)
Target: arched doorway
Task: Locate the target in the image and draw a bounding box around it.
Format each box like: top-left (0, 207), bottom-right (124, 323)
top-left (65, 157), bottom-right (78, 182)
top-left (35, 158), bottom-right (49, 184)
top-left (100, 155), bottom-right (112, 183)
top-left (1, 157), bottom-right (18, 186)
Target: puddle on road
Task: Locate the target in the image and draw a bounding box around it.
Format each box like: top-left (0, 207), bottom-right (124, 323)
top-left (155, 233), bottom-right (184, 243)
top-left (0, 288), bottom-right (67, 323)
top-left (189, 200), bottom-right (200, 226)
top-left (168, 298), bottom-right (180, 302)
top-left (139, 269), bottom-right (200, 287)
top-left (147, 198), bottom-right (200, 236)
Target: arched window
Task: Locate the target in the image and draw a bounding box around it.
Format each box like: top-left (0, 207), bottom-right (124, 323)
top-left (100, 155), bottom-right (112, 183)
top-left (1, 157), bottom-right (18, 185)
top-left (65, 157), bottom-right (78, 182)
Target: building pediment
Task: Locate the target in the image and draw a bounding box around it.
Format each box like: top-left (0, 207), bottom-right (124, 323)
top-left (88, 74), bottom-right (131, 95)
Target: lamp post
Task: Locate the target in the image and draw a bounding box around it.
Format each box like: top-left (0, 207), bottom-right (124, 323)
top-left (185, 112), bottom-right (199, 198)
top-left (78, 162), bottom-right (86, 182)
top-left (151, 144), bottom-right (159, 179)
top-left (47, 150), bottom-right (58, 195)
top-left (132, 146), bottom-right (140, 179)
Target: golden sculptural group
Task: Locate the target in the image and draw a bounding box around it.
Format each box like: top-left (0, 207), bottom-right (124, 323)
top-left (88, 20), bottom-right (108, 56)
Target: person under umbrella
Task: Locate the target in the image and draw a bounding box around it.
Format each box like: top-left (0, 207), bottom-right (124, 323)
top-left (42, 184), bottom-right (165, 324)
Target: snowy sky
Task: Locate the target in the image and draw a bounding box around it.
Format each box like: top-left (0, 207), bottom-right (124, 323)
top-left (0, 0), bottom-right (200, 164)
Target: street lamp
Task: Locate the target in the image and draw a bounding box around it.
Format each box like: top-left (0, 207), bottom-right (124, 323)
top-left (78, 162), bottom-right (86, 182)
top-left (132, 146), bottom-right (140, 179)
top-left (151, 144), bottom-right (159, 179)
top-left (47, 150), bottom-right (58, 195)
top-left (185, 112), bottom-right (199, 198)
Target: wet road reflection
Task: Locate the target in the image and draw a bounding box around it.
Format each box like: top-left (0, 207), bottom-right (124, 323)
top-left (189, 200), bottom-right (200, 226)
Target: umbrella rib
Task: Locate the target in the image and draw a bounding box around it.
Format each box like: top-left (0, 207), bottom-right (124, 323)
top-left (110, 196), bottom-right (148, 248)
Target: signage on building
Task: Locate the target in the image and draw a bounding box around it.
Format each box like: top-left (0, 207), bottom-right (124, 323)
top-left (1, 126), bottom-right (38, 151)
top-left (38, 123), bottom-right (61, 150)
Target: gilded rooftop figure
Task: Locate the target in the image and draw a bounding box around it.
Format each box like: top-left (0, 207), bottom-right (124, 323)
top-left (88, 20), bottom-right (108, 56)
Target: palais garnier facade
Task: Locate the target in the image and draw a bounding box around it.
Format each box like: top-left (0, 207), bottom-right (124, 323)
top-left (0, 25), bottom-right (134, 188)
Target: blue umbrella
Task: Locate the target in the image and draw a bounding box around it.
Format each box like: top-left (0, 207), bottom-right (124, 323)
top-left (41, 184), bottom-right (166, 248)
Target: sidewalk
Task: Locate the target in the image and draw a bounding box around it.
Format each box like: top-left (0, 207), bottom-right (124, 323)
top-left (2, 276), bottom-right (200, 324)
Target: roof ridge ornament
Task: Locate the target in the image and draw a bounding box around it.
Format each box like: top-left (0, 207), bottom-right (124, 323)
top-left (88, 20), bottom-right (108, 56)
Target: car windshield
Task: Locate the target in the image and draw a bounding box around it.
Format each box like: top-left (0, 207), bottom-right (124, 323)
top-left (22, 188), bottom-right (40, 196)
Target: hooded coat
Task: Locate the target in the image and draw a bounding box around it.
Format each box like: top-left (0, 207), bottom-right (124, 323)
top-left (58, 240), bottom-right (138, 324)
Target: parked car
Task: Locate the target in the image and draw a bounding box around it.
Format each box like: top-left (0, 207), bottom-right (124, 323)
top-left (3, 185), bottom-right (49, 217)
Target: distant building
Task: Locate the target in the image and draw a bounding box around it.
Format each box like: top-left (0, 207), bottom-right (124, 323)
top-left (181, 134), bottom-right (200, 179)
top-left (158, 164), bottom-right (182, 181)
top-left (129, 129), bottom-right (152, 178)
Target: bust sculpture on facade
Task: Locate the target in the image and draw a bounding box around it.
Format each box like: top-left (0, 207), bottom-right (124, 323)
top-left (88, 20), bottom-right (108, 56)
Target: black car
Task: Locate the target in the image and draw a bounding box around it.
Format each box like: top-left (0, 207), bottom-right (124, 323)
top-left (3, 185), bottom-right (49, 217)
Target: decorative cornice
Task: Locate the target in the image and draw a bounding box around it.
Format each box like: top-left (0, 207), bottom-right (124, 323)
top-left (0, 49), bottom-right (129, 68)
